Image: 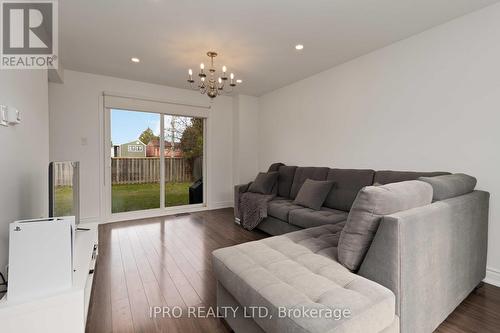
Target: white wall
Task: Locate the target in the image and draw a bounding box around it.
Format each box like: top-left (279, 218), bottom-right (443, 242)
top-left (49, 70), bottom-right (234, 221)
top-left (233, 95), bottom-right (260, 185)
top-left (0, 70), bottom-right (49, 275)
top-left (259, 4), bottom-right (500, 280)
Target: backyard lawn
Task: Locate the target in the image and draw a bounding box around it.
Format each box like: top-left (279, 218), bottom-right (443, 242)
top-left (55, 182), bottom-right (192, 215)
top-left (112, 182), bottom-right (191, 213)
top-left (53, 186), bottom-right (75, 216)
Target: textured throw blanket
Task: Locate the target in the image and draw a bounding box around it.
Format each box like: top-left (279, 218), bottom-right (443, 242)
top-left (239, 192), bottom-right (275, 230)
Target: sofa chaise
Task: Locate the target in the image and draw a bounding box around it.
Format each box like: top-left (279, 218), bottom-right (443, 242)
top-left (213, 165), bottom-right (489, 333)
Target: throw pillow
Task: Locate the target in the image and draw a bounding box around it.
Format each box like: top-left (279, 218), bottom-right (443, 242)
top-left (248, 172), bottom-right (279, 194)
top-left (418, 173), bottom-right (476, 201)
top-left (293, 179), bottom-right (334, 210)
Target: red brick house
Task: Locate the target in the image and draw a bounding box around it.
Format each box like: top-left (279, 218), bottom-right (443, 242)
top-left (146, 138), bottom-right (183, 158)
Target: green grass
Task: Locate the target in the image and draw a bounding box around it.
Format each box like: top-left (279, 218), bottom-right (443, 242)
top-left (54, 186), bottom-right (75, 216)
top-left (111, 182), bottom-right (191, 213)
top-left (54, 182), bottom-right (193, 215)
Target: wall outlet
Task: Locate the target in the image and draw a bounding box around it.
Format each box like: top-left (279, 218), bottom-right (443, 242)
top-left (0, 105), bottom-right (8, 126)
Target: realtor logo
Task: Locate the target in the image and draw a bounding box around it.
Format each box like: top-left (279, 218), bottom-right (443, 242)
top-left (1, 0), bottom-right (58, 69)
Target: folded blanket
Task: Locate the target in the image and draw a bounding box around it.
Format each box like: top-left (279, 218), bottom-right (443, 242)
top-left (239, 192), bottom-right (275, 230)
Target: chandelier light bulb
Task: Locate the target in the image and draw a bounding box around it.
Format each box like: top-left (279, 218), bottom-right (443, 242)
top-left (230, 73), bottom-right (234, 80)
top-left (188, 69), bottom-right (193, 76)
top-left (222, 65), bottom-right (227, 73)
top-left (236, 79), bottom-right (242, 83)
top-left (200, 63), bottom-right (205, 70)
top-left (218, 77), bottom-right (222, 84)
top-left (201, 77), bottom-right (205, 82)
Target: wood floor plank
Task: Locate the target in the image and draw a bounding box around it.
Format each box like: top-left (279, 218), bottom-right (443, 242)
top-left (86, 208), bottom-right (500, 333)
top-left (118, 228), bottom-right (158, 332)
top-left (111, 298), bottom-right (136, 333)
top-left (128, 227), bottom-right (180, 333)
top-left (155, 220), bottom-right (217, 304)
top-left (143, 223), bottom-right (203, 307)
top-left (134, 226), bottom-right (186, 308)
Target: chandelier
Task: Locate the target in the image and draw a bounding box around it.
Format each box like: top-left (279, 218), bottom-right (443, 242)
top-left (187, 51), bottom-right (241, 99)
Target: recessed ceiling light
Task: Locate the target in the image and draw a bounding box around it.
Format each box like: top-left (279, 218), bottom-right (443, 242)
top-left (295, 44), bottom-right (304, 50)
top-left (131, 57), bottom-right (140, 63)
top-left (236, 79), bottom-right (242, 84)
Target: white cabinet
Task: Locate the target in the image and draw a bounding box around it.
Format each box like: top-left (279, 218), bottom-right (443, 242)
top-left (0, 223), bottom-right (98, 333)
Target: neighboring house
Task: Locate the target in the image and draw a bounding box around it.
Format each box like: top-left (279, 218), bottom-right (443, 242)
top-left (120, 140), bottom-right (146, 158)
top-left (146, 138), bottom-right (183, 158)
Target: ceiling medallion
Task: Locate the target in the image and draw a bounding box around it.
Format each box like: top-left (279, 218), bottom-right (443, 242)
top-left (187, 51), bottom-right (240, 99)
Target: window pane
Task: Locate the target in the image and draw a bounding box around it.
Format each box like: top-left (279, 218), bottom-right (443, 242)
top-left (111, 109), bottom-right (161, 213)
top-left (163, 115), bottom-right (204, 207)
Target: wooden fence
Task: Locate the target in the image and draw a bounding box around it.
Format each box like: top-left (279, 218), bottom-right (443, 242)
top-left (111, 157), bottom-right (193, 184)
top-left (53, 157), bottom-right (197, 186)
top-left (53, 162), bottom-right (74, 186)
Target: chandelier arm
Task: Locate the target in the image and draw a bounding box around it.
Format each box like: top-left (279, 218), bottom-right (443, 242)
top-left (189, 81), bottom-right (201, 91)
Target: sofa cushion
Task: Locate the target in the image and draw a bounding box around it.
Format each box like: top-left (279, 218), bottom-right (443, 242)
top-left (289, 207), bottom-right (348, 229)
top-left (267, 198), bottom-right (303, 221)
top-left (277, 166), bottom-right (297, 198)
top-left (373, 170), bottom-right (450, 185)
top-left (338, 180), bottom-right (433, 271)
top-left (419, 173), bottom-right (477, 201)
top-left (324, 168), bottom-right (375, 212)
top-left (293, 179), bottom-right (334, 210)
top-left (289, 167), bottom-right (329, 199)
top-left (248, 172), bottom-right (279, 194)
top-left (213, 224), bottom-right (396, 333)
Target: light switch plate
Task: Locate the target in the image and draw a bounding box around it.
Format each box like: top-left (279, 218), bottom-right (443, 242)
top-left (0, 105), bottom-right (8, 126)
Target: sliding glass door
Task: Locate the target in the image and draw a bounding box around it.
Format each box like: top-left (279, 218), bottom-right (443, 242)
top-left (109, 109), bottom-right (204, 214)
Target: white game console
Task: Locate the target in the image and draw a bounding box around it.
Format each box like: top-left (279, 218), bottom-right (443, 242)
top-left (7, 216), bottom-right (75, 303)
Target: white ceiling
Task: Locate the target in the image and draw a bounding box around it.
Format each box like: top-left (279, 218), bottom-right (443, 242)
top-left (60, 0), bottom-right (499, 96)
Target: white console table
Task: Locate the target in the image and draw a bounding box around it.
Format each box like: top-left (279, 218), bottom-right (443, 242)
top-left (0, 223), bottom-right (98, 333)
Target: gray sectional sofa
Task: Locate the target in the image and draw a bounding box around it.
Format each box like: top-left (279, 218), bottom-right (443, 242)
top-left (214, 165), bottom-right (489, 333)
top-left (234, 166), bottom-right (448, 236)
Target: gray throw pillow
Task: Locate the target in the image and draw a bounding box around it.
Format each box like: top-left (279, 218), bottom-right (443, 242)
top-left (338, 180), bottom-right (433, 271)
top-left (293, 179), bottom-right (334, 210)
top-left (418, 173), bottom-right (476, 201)
top-left (248, 172), bottom-right (279, 194)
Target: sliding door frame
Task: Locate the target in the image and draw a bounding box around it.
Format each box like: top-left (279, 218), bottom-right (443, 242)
top-left (100, 92), bottom-right (209, 222)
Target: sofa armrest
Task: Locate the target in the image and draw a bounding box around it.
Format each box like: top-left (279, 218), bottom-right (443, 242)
top-left (234, 182), bottom-right (252, 220)
top-left (358, 190), bottom-right (489, 333)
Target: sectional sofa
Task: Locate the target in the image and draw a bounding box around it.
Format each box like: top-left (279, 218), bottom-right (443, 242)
top-left (214, 165), bottom-right (489, 333)
top-left (234, 166), bottom-right (449, 236)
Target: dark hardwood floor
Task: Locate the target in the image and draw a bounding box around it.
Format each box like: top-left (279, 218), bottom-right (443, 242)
top-left (86, 208), bottom-right (500, 333)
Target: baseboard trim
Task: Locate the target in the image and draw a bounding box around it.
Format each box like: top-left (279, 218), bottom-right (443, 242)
top-left (484, 267), bottom-right (500, 287)
top-left (80, 203), bottom-right (234, 225)
top-left (209, 201), bottom-right (234, 209)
